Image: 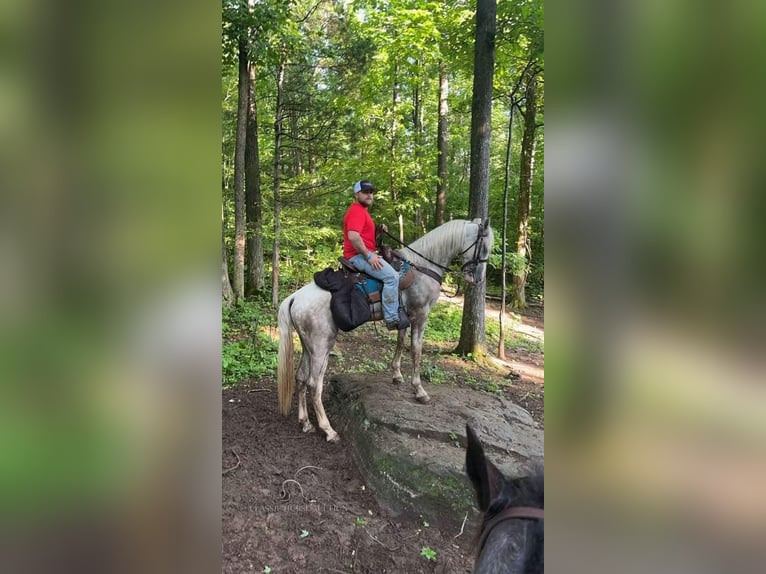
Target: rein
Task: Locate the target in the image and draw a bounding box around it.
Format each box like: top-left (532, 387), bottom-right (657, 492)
top-left (478, 506), bottom-right (544, 555)
top-left (379, 229), bottom-right (452, 276)
top-left (379, 222), bottom-right (489, 284)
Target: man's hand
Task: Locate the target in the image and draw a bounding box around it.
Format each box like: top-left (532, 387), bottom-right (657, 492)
top-left (369, 253), bottom-right (383, 270)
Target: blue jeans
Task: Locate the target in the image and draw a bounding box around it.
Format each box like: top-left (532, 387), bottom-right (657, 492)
top-left (349, 254), bottom-right (400, 324)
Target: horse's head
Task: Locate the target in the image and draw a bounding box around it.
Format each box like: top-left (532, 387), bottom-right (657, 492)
top-left (466, 424), bottom-right (544, 573)
top-left (461, 218), bottom-right (493, 284)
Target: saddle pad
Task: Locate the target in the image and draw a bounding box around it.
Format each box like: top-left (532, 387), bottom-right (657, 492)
top-left (353, 261), bottom-right (411, 300)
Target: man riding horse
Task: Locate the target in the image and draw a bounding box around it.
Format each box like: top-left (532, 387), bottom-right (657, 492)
top-left (342, 180), bottom-right (408, 331)
top-left (278, 203), bottom-right (493, 441)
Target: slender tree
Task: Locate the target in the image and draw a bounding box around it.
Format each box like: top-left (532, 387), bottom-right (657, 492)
top-left (272, 55), bottom-right (286, 308)
top-left (435, 61), bottom-right (448, 227)
top-left (390, 64), bottom-right (404, 243)
top-left (497, 60), bottom-right (534, 357)
top-left (233, 36), bottom-right (249, 303)
top-left (245, 57), bottom-right (264, 296)
top-left (511, 69), bottom-right (539, 309)
top-left (222, 201), bottom-right (234, 307)
top-left (456, 0), bottom-right (497, 357)
top-left (498, 101), bottom-right (514, 359)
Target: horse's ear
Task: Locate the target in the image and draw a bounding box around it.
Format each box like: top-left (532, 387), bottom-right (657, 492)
top-left (484, 217), bottom-right (490, 231)
top-left (466, 424), bottom-right (504, 511)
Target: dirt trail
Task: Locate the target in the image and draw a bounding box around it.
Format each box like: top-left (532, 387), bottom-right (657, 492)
top-left (223, 305), bottom-right (543, 573)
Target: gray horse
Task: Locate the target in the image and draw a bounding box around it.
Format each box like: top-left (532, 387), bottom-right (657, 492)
top-left (277, 218), bottom-right (493, 442)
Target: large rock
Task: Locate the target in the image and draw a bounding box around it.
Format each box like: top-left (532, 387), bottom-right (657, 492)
top-left (326, 373), bottom-right (544, 528)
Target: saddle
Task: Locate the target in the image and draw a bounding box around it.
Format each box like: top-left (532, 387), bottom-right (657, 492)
top-left (337, 253), bottom-right (415, 303)
top-left (313, 258), bottom-right (410, 332)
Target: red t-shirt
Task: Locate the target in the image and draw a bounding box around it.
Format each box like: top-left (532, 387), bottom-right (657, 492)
top-left (343, 202), bottom-right (376, 259)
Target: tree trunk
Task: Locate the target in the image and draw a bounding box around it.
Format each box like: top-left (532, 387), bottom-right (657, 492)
top-left (511, 72), bottom-right (538, 309)
top-left (308, 91), bottom-right (316, 176)
top-left (233, 38), bottom-right (249, 303)
top-left (498, 101), bottom-right (515, 359)
top-left (390, 65), bottom-right (404, 243)
top-left (246, 59), bottom-right (264, 297)
top-left (414, 63), bottom-right (425, 166)
top-left (436, 61), bottom-right (448, 227)
top-left (272, 57), bottom-right (286, 308)
top-left (456, 0), bottom-right (496, 358)
top-left (222, 204), bottom-right (234, 307)
top-left (290, 110), bottom-right (302, 176)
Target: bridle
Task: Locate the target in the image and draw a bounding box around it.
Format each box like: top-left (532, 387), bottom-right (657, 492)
top-left (477, 506), bottom-right (545, 556)
top-left (459, 220), bottom-right (490, 283)
top-left (379, 220), bottom-right (490, 284)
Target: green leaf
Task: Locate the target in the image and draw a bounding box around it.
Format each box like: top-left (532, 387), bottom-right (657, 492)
top-left (421, 547), bottom-right (437, 561)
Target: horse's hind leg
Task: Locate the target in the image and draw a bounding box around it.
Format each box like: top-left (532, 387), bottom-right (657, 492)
top-left (312, 383), bottom-right (338, 442)
top-left (297, 384), bottom-right (315, 433)
top-left (309, 350), bottom-right (339, 443)
top-left (296, 353), bottom-right (315, 433)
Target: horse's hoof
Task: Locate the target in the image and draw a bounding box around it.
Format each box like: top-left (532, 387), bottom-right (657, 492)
top-left (416, 393), bottom-right (431, 404)
top-left (392, 376), bottom-right (404, 385)
top-left (326, 432), bottom-right (340, 443)
top-left (301, 421), bottom-right (316, 434)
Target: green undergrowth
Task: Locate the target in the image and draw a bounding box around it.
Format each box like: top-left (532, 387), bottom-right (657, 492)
top-left (220, 299), bottom-right (541, 387)
top-left (222, 300), bottom-right (278, 386)
top-left (426, 302), bottom-right (544, 354)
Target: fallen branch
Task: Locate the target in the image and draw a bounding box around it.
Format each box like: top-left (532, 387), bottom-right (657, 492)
top-left (400, 530), bottom-right (422, 541)
top-left (363, 526), bottom-right (400, 552)
top-left (280, 479), bottom-right (306, 502)
top-left (453, 512), bottom-right (469, 539)
top-left (222, 449), bottom-right (241, 475)
top-left (295, 465), bottom-right (322, 477)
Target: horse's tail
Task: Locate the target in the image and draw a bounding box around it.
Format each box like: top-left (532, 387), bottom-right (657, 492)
top-left (277, 296), bottom-right (296, 416)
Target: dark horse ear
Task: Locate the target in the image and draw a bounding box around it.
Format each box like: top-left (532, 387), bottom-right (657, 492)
top-left (466, 424), bottom-right (504, 511)
top-left (483, 217), bottom-right (490, 234)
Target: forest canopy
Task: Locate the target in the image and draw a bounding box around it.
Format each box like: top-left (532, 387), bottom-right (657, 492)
top-left (222, 0), bottom-right (544, 307)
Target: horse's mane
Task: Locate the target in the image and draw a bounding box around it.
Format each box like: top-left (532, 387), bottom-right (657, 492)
top-left (402, 219), bottom-right (468, 269)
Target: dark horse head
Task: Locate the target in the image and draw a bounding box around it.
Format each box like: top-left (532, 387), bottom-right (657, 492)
top-left (465, 425), bottom-right (544, 573)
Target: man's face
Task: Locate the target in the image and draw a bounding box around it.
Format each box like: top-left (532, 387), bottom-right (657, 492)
top-left (356, 190), bottom-right (374, 207)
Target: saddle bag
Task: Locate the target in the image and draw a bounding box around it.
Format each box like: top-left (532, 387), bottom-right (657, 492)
top-left (314, 267), bottom-right (372, 332)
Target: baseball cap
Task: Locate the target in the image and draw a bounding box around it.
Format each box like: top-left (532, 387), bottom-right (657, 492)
top-left (353, 180), bottom-right (376, 193)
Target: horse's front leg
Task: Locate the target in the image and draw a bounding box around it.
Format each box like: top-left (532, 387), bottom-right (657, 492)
top-left (409, 320), bottom-right (430, 403)
top-left (391, 327), bottom-right (407, 384)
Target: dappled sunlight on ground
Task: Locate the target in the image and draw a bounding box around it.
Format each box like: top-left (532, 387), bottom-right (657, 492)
top-left (492, 356), bottom-right (545, 385)
top-left (515, 320), bottom-right (545, 343)
top-left (329, 300), bottom-right (545, 428)
top-left (260, 324), bottom-right (280, 343)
